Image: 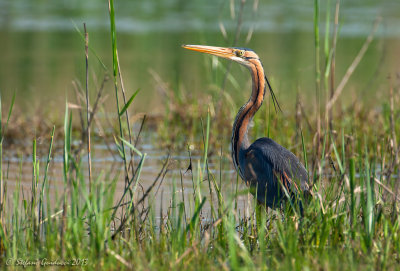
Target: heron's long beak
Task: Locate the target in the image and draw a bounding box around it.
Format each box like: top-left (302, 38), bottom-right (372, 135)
top-left (182, 44), bottom-right (235, 60)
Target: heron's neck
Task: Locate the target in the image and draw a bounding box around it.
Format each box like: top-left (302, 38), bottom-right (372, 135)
top-left (231, 61), bottom-right (266, 177)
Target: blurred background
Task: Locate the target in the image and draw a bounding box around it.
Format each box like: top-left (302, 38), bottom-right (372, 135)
top-left (0, 0), bottom-right (399, 118)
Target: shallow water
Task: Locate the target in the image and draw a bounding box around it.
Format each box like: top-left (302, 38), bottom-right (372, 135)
top-left (3, 133), bottom-right (254, 218)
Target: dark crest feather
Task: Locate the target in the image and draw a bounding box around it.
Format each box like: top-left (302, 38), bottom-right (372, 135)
top-left (265, 75), bottom-right (282, 113)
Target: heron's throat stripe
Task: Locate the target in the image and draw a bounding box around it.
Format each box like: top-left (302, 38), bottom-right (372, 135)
top-left (232, 61), bottom-right (265, 176)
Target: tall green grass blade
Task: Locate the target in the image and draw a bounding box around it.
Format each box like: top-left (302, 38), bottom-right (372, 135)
top-left (42, 126), bottom-right (55, 192)
top-left (202, 108), bottom-right (210, 175)
top-left (195, 160), bottom-right (202, 207)
top-left (119, 89), bottom-right (140, 117)
top-left (300, 129), bottom-right (308, 172)
top-left (185, 196), bottom-right (206, 234)
top-left (113, 135), bottom-right (125, 159)
top-left (331, 135), bottom-right (344, 174)
top-left (314, 0), bottom-right (320, 84)
top-left (314, 0), bottom-right (321, 136)
top-left (324, 0), bottom-right (331, 58)
top-left (257, 204), bottom-right (267, 257)
top-left (317, 132), bottom-right (327, 186)
top-left (130, 153), bottom-right (146, 198)
top-left (120, 137), bottom-right (143, 157)
top-left (323, 0), bottom-right (333, 86)
top-left (6, 92), bottom-right (16, 135)
top-left (39, 126), bottom-right (55, 223)
top-left (108, 0), bottom-right (128, 181)
top-left (110, 139), bottom-right (146, 221)
top-left (227, 211), bottom-right (238, 270)
top-left (12, 167), bottom-right (21, 258)
top-left (364, 149), bottom-right (374, 246)
top-left (63, 103), bottom-right (72, 184)
top-left (108, 0), bottom-right (118, 82)
top-left (201, 109), bottom-right (216, 218)
top-left (349, 156), bottom-right (356, 229)
top-left (341, 130), bottom-right (346, 169)
top-left (31, 137), bottom-right (38, 232)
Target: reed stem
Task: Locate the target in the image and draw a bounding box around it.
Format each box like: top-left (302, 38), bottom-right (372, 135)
top-left (84, 23), bottom-right (92, 193)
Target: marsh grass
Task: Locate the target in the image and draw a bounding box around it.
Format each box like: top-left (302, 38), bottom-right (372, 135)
top-left (0, 1), bottom-right (400, 270)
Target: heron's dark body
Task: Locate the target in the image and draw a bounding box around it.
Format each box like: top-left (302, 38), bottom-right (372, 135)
top-left (238, 137), bottom-right (309, 208)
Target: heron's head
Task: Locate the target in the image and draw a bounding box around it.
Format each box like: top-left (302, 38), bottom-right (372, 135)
top-left (182, 44), bottom-right (282, 112)
top-left (182, 44), bottom-right (259, 67)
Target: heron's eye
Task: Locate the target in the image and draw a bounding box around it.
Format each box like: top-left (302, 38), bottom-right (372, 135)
top-left (235, 50), bottom-right (245, 57)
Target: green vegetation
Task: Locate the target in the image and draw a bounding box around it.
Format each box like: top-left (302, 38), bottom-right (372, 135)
top-left (1, 1), bottom-right (400, 270)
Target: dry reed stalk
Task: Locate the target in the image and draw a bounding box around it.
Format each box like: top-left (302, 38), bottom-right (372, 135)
top-left (312, 0), bottom-right (322, 181)
top-left (325, 18), bottom-right (381, 114)
top-left (84, 23), bottom-right (92, 192)
top-left (326, 0), bottom-right (340, 130)
top-left (116, 50), bottom-right (136, 179)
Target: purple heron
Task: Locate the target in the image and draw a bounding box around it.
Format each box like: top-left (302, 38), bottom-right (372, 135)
top-left (182, 45), bottom-right (310, 210)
